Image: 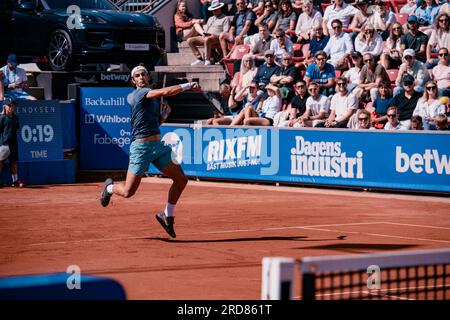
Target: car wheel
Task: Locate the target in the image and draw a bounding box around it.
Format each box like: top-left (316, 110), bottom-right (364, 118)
top-left (47, 29), bottom-right (76, 71)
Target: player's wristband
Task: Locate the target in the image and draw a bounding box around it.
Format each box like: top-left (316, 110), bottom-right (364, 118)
top-left (180, 83), bottom-right (192, 92)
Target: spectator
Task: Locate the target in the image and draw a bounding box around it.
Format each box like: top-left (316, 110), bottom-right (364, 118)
top-left (250, 24), bottom-right (275, 60)
top-left (390, 74), bottom-right (423, 129)
top-left (354, 23), bottom-right (383, 60)
top-left (307, 22), bottom-right (330, 62)
top-left (434, 113), bottom-right (449, 130)
top-left (0, 54), bottom-right (35, 101)
top-left (294, 0), bottom-right (323, 44)
top-left (414, 0), bottom-right (441, 36)
top-left (384, 106), bottom-right (406, 130)
top-left (316, 77), bottom-right (358, 128)
top-left (432, 47), bottom-right (450, 97)
top-left (370, 80), bottom-right (393, 129)
top-left (292, 0), bottom-right (304, 16)
top-left (400, 0), bottom-right (418, 15)
top-left (220, 0), bottom-right (257, 58)
top-left (231, 53), bottom-right (257, 91)
top-left (207, 82), bottom-right (258, 125)
top-left (252, 49), bottom-right (281, 93)
top-left (410, 115), bottom-right (424, 130)
top-left (174, 1), bottom-right (205, 43)
top-left (231, 83), bottom-right (281, 125)
top-left (426, 13), bottom-right (450, 69)
top-left (323, 19), bottom-right (354, 70)
top-left (344, 51), bottom-right (364, 92)
top-left (270, 29), bottom-right (294, 63)
top-left (380, 22), bottom-right (404, 70)
top-left (188, 1), bottom-right (231, 66)
top-left (440, 0), bottom-right (450, 15)
top-left (322, 0), bottom-right (359, 36)
top-left (369, 1), bottom-right (397, 41)
top-left (248, 0), bottom-right (264, 14)
top-left (296, 81), bottom-right (331, 127)
top-left (284, 80), bottom-right (310, 127)
top-left (0, 98), bottom-right (22, 188)
top-left (254, 1), bottom-right (277, 32)
top-left (304, 50), bottom-right (336, 96)
top-left (394, 49), bottom-right (430, 96)
top-left (200, 0), bottom-right (213, 22)
top-left (273, 0), bottom-right (297, 35)
top-left (349, 0), bottom-right (373, 42)
top-left (354, 53), bottom-right (390, 103)
top-left (412, 80), bottom-right (445, 129)
top-left (348, 109), bottom-right (373, 129)
top-left (270, 52), bottom-right (299, 102)
top-left (400, 15), bottom-right (429, 63)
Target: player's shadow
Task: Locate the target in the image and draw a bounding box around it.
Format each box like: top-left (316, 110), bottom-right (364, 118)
top-left (146, 235), bottom-right (348, 243)
top-left (297, 243), bottom-right (418, 254)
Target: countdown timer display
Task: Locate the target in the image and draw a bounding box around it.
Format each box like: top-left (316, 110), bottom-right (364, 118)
top-left (14, 100), bottom-right (63, 161)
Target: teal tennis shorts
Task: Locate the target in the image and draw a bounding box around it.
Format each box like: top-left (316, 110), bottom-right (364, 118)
top-left (129, 140), bottom-right (174, 176)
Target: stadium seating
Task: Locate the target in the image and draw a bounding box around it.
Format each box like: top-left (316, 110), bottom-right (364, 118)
top-left (222, 44), bottom-right (251, 76)
top-left (394, 13), bottom-right (409, 25)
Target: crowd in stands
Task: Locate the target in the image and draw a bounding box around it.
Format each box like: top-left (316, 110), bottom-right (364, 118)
top-left (175, 0), bottom-right (450, 130)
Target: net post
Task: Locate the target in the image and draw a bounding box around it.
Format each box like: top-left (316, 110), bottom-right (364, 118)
top-left (261, 257), bottom-right (296, 300)
top-left (302, 273), bottom-right (316, 301)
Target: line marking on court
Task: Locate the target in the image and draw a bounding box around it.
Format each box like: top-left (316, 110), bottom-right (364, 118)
top-left (383, 222), bottom-right (450, 230)
top-left (2, 222), bottom-right (450, 249)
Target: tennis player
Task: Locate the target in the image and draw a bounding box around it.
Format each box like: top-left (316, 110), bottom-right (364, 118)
top-left (100, 65), bottom-right (198, 238)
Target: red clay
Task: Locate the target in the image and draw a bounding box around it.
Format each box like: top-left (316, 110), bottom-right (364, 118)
top-left (0, 178), bottom-right (449, 299)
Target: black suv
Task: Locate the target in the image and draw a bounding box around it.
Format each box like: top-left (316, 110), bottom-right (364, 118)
top-left (0, 0), bottom-right (165, 71)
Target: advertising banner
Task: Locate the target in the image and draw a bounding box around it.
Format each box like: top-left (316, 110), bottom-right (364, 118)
top-left (79, 87), bottom-right (133, 169)
top-left (14, 100), bottom-right (63, 161)
top-left (148, 125), bottom-right (450, 193)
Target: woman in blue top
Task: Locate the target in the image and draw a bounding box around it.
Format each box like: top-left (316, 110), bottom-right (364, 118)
top-left (100, 65), bottom-right (198, 238)
top-left (415, 0), bottom-right (442, 35)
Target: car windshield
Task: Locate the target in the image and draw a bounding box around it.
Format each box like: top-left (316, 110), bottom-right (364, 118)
top-left (44, 0), bottom-right (118, 10)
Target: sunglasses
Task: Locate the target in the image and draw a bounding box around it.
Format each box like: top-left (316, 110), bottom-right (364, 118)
top-left (387, 114), bottom-right (397, 118)
top-left (439, 19), bottom-right (449, 23)
top-left (364, 59), bottom-right (373, 63)
top-left (365, 30), bottom-right (374, 33)
top-left (439, 53), bottom-right (449, 57)
top-left (426, 86), bottom-right (437, 91)
top-left (332, 26), bottom-right (342, 29)
top-left (405, 56), bottom-right (414, 60)
top-left (337, 83), bottom-right (346, 86)
top-left (309, 87), bottom-right (319, 91)
top-left (358, 117), bottom-right (369, 121)
top-left (276, 36), bottom-right (284, 38)
top-left (296, 85), bottom-right (305, 89)
top-left (265, 54), bottom-right (274, 58)
top-left (283, 58), bottom-right (291, 61)
top-left (393, 27), bottom-right (402, 30)
top-left (316, 57), bottom-right (325, 61)
top-left (403, 81), bottom-right (414, 86)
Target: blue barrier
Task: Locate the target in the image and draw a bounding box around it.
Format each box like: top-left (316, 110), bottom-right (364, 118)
top-left (147, 125), bottom-right (450, 193)
top-left (0, 100), bottom-right (77, 185)
top-left (0, 273), bottom-right (126, 300)
top-left (75, 87), bottom-right (449, 193)
top-left (79, 87), bottom-right (133, 169)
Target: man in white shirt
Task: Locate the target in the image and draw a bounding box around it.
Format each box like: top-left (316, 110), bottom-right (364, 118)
top-left (316, 77), bottom-right (358, 128)
top-left (0, 54), bottom-right (36, 100)
top-left (394, 49), bottom-right (430, 96)
top-left (295, 81), bottom-right (330, 127)
top-left (323, 19), bottom-right (354, 70)
top-left (322, 0), bottom-right (360, 36)
top-left (384, 106), bottom-right (408, 130)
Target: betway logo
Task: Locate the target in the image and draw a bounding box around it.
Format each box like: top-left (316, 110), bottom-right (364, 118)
top-left (84, 97), bottom-right (126, 106)
top-left (100, 73), bottom-right (130, 82)
top-left (396, 146), bottom-right (450, 174)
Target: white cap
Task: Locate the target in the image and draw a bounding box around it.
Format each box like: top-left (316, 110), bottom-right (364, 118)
top-left (131, 65), bottom-right (148, 78)
top-left (403, 49), bottom-right (415, 58)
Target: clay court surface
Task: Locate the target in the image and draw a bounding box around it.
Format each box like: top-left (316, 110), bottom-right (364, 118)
top-left (0, 178), bottom-right (449, 299)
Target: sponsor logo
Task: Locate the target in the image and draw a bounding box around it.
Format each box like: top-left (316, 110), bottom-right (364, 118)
top-left (206, 135), bottom-right (262, 171)
top-left (84, 97), bottom-right (126, 106)
top-left (396, 146), bottom-right (450, 174)
top-left (100, 73), bottom-right (130, 82)
top-left (162, 132), bottom-right (183, 165)
top-left (290, 136), bottom-right (364, 179)
top-left (85, 114), bottom-right (130, 124)
top-left (94, 134), bottom-right (130, 148)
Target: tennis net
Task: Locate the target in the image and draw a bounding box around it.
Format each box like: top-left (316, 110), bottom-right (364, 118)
top-left (300, 248), bottom-right (450, 300)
